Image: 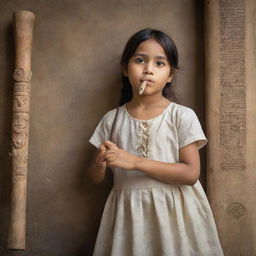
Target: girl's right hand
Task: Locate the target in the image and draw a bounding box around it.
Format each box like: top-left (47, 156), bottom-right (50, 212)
top-left (96, 143), bottom-right (107, 168)
top-left (87, 143), bottom-right (107, 184)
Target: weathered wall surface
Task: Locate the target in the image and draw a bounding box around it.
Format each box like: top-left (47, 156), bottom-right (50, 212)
top-left (205, 0), bottom-right (256, 255)
top-left (0, 1), bottom-right (205, 255)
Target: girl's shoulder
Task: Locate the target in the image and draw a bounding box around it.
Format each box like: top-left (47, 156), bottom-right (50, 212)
top-left (102, 107), bottom-right (119, 118)
top-left (167, 102), bottom-right (198, 120)
top-left (167, 102), bottom-right (207, 149)
top-left (99, 107), bottom-right (119, 123)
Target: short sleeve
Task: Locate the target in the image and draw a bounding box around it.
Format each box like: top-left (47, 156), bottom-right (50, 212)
top-left (177, 108), bottom-right (207, 150)
top-left (89, 109), bottom-right (116, 148)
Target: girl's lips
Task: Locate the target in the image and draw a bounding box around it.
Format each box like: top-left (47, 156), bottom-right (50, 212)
top-left (141, 79), bottom-right (154, 83)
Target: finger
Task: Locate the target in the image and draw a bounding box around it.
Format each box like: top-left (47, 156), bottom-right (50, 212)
top-left (104, 140), bottom-right (118, 150)
top-left (105, 153), bottom-right (115, 160)
top-left (99, 150), bottom-right (106, 157)
top-left (98, 150), bottom-right (106, 158)
top-left (99, 144), bottom-right (107, 151)
top-left (105, 154), bottom-right (116, 162)
top-left (99, 151), bottom-right (106, 158)
top-left (105, 150), bottom-right (117, 155)
top-left (99, 149), bottom-right (105, 155)
top-left (105, 152), bottom-right (118, 161)
top-left (98, 154), bottom-right (106, 162)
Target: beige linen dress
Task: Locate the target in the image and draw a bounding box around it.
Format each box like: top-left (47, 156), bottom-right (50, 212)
top-left (89, 102), bottom-right (223, 256)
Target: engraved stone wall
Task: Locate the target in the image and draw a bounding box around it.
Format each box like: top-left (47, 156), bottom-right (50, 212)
top-left (205, 0), bottom-right (256, 254)
top-left (219, 0), bottom-right (246, 171)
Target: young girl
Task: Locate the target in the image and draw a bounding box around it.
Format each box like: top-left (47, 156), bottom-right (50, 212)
top-left (88, 28), bottom-right (223, 256)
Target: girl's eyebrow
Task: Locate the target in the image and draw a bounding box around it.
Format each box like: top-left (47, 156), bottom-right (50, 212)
top-left (133, 53), bottom-right (167, 60)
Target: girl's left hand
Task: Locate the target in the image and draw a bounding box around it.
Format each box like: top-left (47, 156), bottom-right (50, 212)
top-left (104, 141), bottom-right (137, 170)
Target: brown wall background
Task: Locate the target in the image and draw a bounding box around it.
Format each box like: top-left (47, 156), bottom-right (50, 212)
top-left (0, 1), bottom-right (205, 255)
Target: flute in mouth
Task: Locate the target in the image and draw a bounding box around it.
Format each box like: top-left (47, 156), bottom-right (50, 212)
top-left (138, 81), bottom-right (147, 95)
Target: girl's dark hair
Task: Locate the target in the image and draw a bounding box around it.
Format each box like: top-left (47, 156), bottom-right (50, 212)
top-left (119, 28), bottom-right (179, 106)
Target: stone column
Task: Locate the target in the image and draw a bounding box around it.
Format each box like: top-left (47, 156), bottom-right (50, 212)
top-left (205, 0), bottom-right (256, 255)
top-left (7, 10), bottom-right (35, 250)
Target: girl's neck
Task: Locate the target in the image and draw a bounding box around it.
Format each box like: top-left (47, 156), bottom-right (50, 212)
top-left (125, 94), bottom-right (171, 121)
top-left (128, 93), bottom-right (170, 109)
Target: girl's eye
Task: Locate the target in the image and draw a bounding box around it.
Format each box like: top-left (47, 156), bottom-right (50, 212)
top-left (135, 58), bottom-right (145, 64)
top-left (156, 61), bottom-right (165, 67)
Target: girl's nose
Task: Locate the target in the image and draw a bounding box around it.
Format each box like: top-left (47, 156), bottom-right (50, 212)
top-left (143, 63), bottom-right (154, 75)
top-left (144, 70), bottom-right (153, 75)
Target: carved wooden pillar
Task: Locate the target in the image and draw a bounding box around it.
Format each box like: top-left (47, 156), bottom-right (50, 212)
top-left (8, 10), bottom-right (35, 250)
top-left (205, 0), bottom-right (256, 254)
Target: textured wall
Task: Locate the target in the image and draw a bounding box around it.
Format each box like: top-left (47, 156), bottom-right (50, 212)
top-left (205, 0), bottom-right (256, 255)
top-left (0, 1), bottom-right (204, 255)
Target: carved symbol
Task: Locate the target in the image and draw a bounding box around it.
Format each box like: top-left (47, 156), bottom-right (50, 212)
top-left (13, 95), bottom-right (30, 112)
top-left (8, 230), bottom-right (16, 243)
top-left (12, 132), bottom-right (28, 149)
top-left (12, 167), bottom-right (26, 183)
top-left (12, 113), bottom-right (29, 133)
top-left (227, 203), bottom-right (246, 219)
top-left (13, 68), bottom-right (32, 82)
top-left (12, 150), bottom-right (28, 165)
top-left (14, 82), bottom-right (31, 92)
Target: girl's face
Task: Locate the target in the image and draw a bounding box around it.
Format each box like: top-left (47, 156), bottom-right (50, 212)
top-left (123, 39), bottom-right (173, 97)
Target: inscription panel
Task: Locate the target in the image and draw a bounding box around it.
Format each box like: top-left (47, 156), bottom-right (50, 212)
top-left (219, 0), bottom-right (246, 171)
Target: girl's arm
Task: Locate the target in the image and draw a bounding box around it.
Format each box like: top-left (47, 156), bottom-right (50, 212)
top-left (104, 141), bottom-right (200, 186)
top-left (87, 144), bottom-right (107, 184)
top-left (134, 143), bottom-right (200, 186)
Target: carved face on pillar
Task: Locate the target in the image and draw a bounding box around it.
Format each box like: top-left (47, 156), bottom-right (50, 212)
top-left (13, 132), bottom-right (28, 149)
top-left (12, 113), bottom-right (29, 133)
top-left (12, 150), bottom-right (28, 166)
top-left (13, 96), bottom-right (30, 112)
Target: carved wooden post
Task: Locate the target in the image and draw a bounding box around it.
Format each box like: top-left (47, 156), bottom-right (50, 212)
top-left (205, 0), bottom-right (256, 254)
top-left (8, 10), bottom-right (35, 250)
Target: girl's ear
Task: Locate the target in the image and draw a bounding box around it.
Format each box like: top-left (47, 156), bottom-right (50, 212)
top-left (167, 72), bottom-right (174, 83)
top-left (167, 68), bottom-right (176, 82)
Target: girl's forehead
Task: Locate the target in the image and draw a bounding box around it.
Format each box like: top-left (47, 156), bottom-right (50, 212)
top-left (134, 39), bottom-right (167, 57)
